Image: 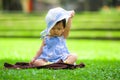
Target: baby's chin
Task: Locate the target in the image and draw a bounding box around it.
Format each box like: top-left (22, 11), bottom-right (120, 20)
top-left (51, 34), bottom-right (62, 37)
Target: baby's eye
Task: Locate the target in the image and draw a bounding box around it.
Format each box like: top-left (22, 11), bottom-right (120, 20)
top-left (52, 28), bottom-right (55, 30)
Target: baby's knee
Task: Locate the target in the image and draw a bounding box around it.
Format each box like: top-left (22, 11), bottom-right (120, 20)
top-left (73, 54), bottom-right (78, 60)
top-left (33, 59), bottom-right (47, 66)
top-left (70, 54), bottom-right (78, 60)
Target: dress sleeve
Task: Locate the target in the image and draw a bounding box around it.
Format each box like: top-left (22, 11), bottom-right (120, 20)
top-left (43, 36), bottom-right (48, 45)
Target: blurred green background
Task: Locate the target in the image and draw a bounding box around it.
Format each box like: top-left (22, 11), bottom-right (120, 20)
top-left (0, 0), bottom-right (120, 39)
top-left (0, 9), bottom-right (120, 39)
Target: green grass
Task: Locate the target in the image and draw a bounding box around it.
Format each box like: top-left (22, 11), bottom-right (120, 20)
top-left (0, 38), bottom-right (120, 80)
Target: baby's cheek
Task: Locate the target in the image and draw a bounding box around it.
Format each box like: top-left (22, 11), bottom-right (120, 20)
top-left (61, 30), bottom-right (64, 33)
top-left (50, 30), bottom-right (54, 34)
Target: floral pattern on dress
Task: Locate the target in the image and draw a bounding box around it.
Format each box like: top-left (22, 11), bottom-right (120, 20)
top-left (37, 36), bottom-right (70, 62)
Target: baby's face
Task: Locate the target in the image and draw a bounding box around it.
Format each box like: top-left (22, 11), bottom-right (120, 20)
top-left (50, 22), bottom-right (64, 37)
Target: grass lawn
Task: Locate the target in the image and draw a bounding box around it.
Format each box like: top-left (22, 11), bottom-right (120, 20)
top-left (0, 38), bottom-right (120, 80)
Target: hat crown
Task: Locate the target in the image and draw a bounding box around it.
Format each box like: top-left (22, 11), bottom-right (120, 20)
top-left (45, 7), bottom-right (66, 27)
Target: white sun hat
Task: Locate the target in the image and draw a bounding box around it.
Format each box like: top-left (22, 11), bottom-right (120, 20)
top-left (41, 7), bottom-right (74, 38)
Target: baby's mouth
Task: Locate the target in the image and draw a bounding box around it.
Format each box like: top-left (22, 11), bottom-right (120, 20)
top-left (54, 34), bottom-right (60, 36)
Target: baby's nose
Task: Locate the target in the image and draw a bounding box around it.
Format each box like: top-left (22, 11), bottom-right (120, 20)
top-left (54, 29), bottom-right (58, 33)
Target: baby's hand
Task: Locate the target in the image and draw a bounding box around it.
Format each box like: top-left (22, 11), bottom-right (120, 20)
top-left (29, 58), bottom-right (36, 65)
top-left (70, 10), bottom-right (75, 18)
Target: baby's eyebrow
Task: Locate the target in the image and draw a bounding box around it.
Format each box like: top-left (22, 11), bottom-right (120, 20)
top-left (52, 27), bottom-right (56, 29)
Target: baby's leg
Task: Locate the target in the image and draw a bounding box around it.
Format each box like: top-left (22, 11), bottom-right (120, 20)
top-left (33, 59), bottom-right (47, 66)
top-left (64, 54), bottom-right (77, 64)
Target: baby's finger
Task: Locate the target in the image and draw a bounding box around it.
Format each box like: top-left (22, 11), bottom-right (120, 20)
top-left (71, 11), bottom-right (75, 18)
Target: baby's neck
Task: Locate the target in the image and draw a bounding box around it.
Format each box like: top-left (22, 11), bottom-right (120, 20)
top-left (48, 35), bottom-right (61, 38)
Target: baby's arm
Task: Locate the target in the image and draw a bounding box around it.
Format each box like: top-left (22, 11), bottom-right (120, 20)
top-left (63, 12), bottom-right (74, 39)
top-left (63, 18), bottom-right (72, 39)
top-left (29, 40), bottom-right (45, 64)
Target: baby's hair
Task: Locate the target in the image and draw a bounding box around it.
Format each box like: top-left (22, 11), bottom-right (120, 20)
top-left (56, 19), bottom-right (66, 28)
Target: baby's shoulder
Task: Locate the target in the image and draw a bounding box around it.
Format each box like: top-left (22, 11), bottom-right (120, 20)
top-left (44, 35), bottom-right (50, 39)
top-left (60, 35), bottom-right (66, 40)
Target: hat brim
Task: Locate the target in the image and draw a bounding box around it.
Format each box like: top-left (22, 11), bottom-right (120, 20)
top-left (46, 10), bottom-right (73, 34)
top-left (41, 10), bottom-right (74, 38)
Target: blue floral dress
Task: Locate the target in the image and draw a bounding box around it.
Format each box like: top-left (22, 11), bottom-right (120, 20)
top-left (37, 36), bottom-right (70, 62)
